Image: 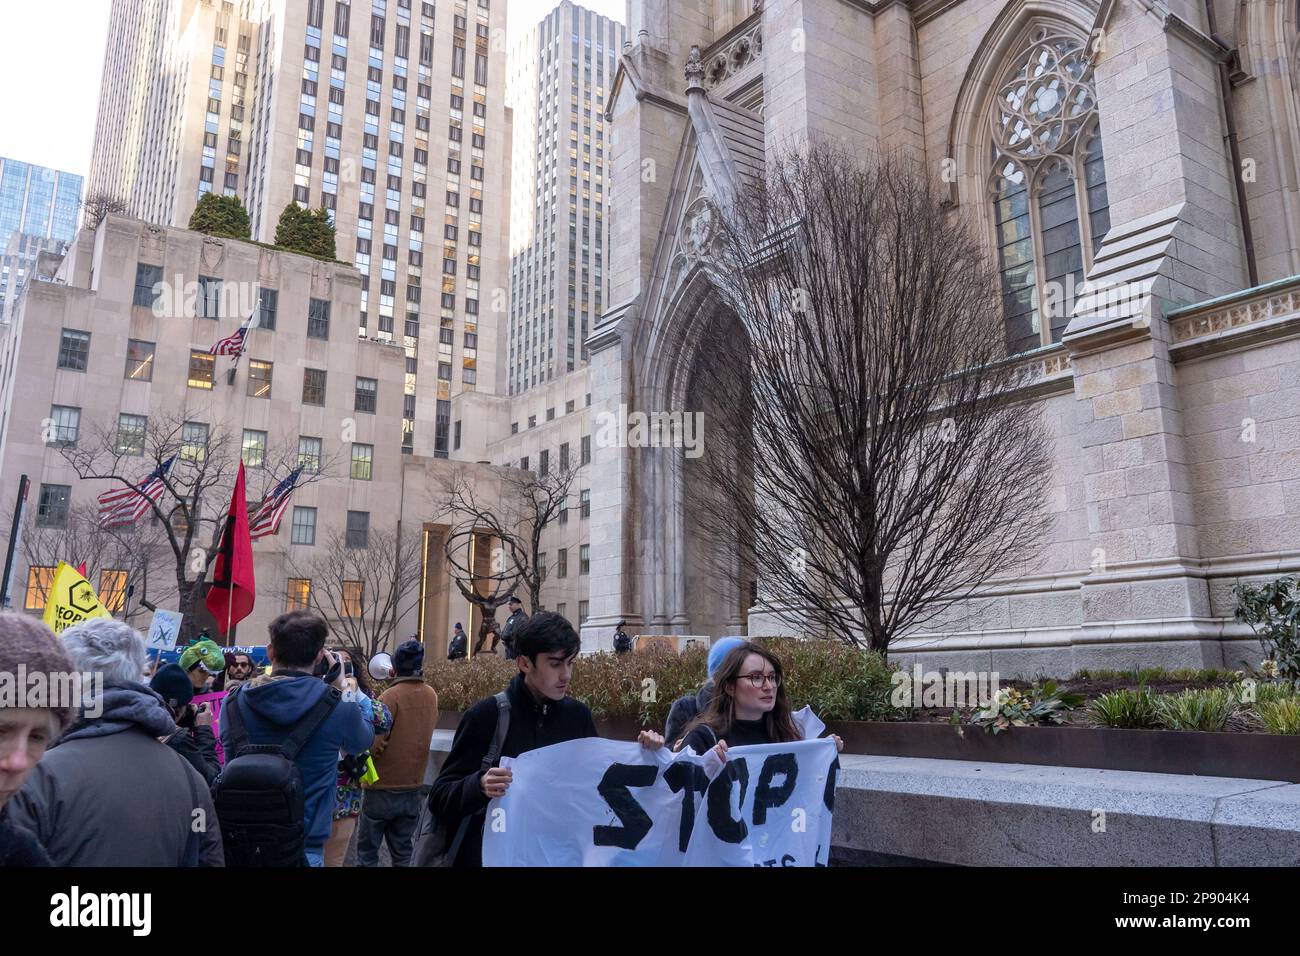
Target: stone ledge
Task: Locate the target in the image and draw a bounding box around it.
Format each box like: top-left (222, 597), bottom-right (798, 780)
top-left (422, 733), bottom-right (1299, 866)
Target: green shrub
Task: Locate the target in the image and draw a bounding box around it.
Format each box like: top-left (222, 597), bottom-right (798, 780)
top-left (188, 193), bottom-right (251, 239)
top-left (971, 681), bottom-right (1083, 734)
top-left (1087, 684), bottom-right (1160, 729)
top-left (1256, 698), bottom-right (1300, 735)
top-left (274, 202), bottom-right (337, 260)
top-left (1154, 688), bottom-right (1237, 731)
top-left (1233, 680), bottom-right (1297, 708)
top-left (422, 637), bottom-right (902, 728)
top-left (1233, 576), bottom-right (1300, 682)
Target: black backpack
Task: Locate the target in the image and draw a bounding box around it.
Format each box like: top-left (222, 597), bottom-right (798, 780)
top-left (212, 684), bottom-right (341, 867)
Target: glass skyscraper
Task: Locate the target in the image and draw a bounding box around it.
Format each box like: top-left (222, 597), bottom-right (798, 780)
top-left (0, 158), bottom-right (84, 323)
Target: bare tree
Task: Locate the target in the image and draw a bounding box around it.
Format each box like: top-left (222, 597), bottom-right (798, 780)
top-left (281, 525), bottom-right (422, 661)
top-left (439, 461), bottom-right (580, 615)
top-left (80, 192), bottom-right (130, 230)
top-left (8, 502), bottom-right (175, 626)
top-left (690, 143), bottom-right (1054, 655)
top-left (59, 412), bottom-right (329, 642)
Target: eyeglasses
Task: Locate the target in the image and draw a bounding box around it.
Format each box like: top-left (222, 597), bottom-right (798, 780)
top-left (737, 672), bottom-right (780, 688)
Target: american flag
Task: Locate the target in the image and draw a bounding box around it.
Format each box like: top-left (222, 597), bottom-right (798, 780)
top-left (98, 456), bottom-right (176, 528)
top-left (249, 466), bottom-right (303, 540)
top-left (210, 313), bottom-right (254, 358)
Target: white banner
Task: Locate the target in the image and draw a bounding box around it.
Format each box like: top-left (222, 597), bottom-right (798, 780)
top-left (482, 727), bottom-right (839, 867)
top-left (145, 609), bottom-right (184, 651)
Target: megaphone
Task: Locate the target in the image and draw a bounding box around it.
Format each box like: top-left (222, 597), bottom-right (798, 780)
top-left (368, 652), bottom-right (394, 682)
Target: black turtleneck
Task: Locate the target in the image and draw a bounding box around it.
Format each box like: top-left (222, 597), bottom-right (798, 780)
top-left (428, 672), bottom-right (598, 867)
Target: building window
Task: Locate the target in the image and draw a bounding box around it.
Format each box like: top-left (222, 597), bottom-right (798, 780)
top-left (354, 377), bottom-right (377, 412)
top-left (297, 436), bottom-right (322, 473)
top-left (36, 484), bottom-right (70, 528)
top-left (258, 288), bottom-right (278, 330)
top-left (248, 359), bottom-right (273, 398)
top-left (291, 506), bottom-right (317, 545)
top-left (559, 498), bottom-right (568, 525)
top-left (580, 488), bottom-right (590, 519)
top-left (302, 368), bottom-right (327, 404)
top-left (557, 548), bottom-right (568, 578)
top-left (539, 449), bottom-right (549, 477)
top-left (286, 577), bottom-right (312, 611)
top-left (57, 329), bottom-right (90, 371)
top-left (181, 421), bottom-right (209, 462)
top-left (308, 297), bottom-right (331, 338)
top-left (579, 544), bottom-right (590, 575)
top-left (125, 339), bottom-right (156, 381)
top-left (198, 276), bottom-right (222, 318)
top-left (578, 599), bottom-right (589, 624)
top-left (342, 580), bottom-right (364, 617)
top-left (557, 602), bottom-right (568, 622)
top-left (346, 510), bottom-right (369, 548)
top-left (133, 263), bottom-right (163, 309)
top-left (188, 351), bottom-right (215, 389)
top-left (98, 570), bottom-right (128, 612)
top-left (24, 566), bottom-right (56, 611)
top-left (350, 443), bottom-right (374, 480)
top-left (242, 429), bottom-right (268, 468)
top-left (46, 405), bottom-right (79, 446)
top-left (453, 420), bottom-right (461, 450)
top-left (115, 413), bottom-right (147, 455)
top-left (559, 442), bottom-right (569, 470)
top-left (989, 28), bottom-right (1109, 354)
top-left (581, 434), bottom-right (590, 465)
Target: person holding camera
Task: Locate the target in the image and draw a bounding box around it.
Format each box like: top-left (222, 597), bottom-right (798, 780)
top-left (324, 649), bottom-right (392, 867)
top-left (150, 663), bottom-right (222, 786)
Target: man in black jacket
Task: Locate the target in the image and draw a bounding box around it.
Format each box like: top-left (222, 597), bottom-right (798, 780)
top-left (429, 611), bottom-right (663, 867)
top-left (498, 596), bottom-right (528, 660)
top-left (150, 663), bottom-right (222, 785)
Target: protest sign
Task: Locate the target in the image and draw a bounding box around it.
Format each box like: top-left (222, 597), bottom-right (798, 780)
top-left (145, 609), bottom-right (184, 651)
top-left (482, 735), bottom-right (838, 867)
top-left (42, 562), bottom-right (114, 635)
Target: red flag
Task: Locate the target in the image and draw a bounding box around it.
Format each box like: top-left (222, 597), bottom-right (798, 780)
top-left (76, 562), bottom-right (86, 576)
top-left (205, 461), bottom-right (256, 636)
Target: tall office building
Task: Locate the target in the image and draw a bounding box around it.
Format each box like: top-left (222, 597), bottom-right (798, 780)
top-left (0, 158), bottom-right (83, 323)
top-left (506, 1), bottom-right (623, 394)
top-left (88, 0), bottom-right (512, 457)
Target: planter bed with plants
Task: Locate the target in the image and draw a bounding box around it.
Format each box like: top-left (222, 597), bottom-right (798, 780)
top-left (422, 622), bottom-right (1300, 782)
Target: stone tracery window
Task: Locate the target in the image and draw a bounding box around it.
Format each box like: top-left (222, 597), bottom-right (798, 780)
top-left (989, 28), bottom-right (1111, 353)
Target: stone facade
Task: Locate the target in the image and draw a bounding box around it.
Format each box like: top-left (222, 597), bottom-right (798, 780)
top-left (585, 0), bottom-right (1300, 675)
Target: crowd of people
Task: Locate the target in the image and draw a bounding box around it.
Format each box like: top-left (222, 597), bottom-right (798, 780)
top-left (0, 597), bottom-right (840, 868)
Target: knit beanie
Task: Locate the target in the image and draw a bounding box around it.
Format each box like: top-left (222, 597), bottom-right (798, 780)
top-left (707, 637), bottom-right (746, 680)
top-left (149, 664), bottom-right (195, 710)
top-left (0, 612), bottom-right (78, 731)
top-left (392, 639), bottom-right (425, 676)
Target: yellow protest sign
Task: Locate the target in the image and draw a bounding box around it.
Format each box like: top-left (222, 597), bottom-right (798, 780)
top-left (42, 562), bottom-right (114, 635)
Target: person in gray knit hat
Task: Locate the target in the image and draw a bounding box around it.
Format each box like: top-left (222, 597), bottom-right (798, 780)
top-left (5, 618), bottom-right (225, 866)
top-left (0, 613), bottom-right (77, 866)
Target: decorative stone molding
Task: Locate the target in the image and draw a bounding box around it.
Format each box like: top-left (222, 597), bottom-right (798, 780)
top-left (139, 223), bottom-right (167, 261)
top-left (700, 14), bottom-right (762, 89)
top-left (199, 236), bottom-right (226, 273)
top-left (678, 196), bottom-right (721, 261)
top-left (1168, 285), bottom-right (1300, 344)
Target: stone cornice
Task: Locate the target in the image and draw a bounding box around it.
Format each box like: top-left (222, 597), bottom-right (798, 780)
top-left (1167, 276), bottom-right (1300, 363)
top-left (588, 296), bottom-right (639, 353)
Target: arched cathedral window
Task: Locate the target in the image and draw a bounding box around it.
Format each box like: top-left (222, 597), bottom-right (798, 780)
top-left (990, 29), bottom-right (1111, 353)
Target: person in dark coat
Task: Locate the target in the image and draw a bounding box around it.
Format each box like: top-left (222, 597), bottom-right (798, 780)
top-left (6, 618), bottom-right (224, 866)
top-left (664, 637), bottom-right (744, 749)
top-left (0, 613), bottom-right (78, 867)
top-left (448, 623), bottom-right (468, 660)
top-left (498, 596), bottom-right (528, 660)
top-left (428, 611), bottom-right (664, 867)
top-left (150, 663), bottom-right (222, 786)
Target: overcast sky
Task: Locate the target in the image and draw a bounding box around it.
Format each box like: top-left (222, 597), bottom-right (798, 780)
top-left (0, 0), bottom-right (625, 179)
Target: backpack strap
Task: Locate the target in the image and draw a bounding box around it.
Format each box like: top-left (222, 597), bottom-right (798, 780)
top-left (479, 691), bottom-right (511, 771)
top-left (221, 686), bottom-right (252, 756)
top-left (281, 686), bottom-right (343, 763)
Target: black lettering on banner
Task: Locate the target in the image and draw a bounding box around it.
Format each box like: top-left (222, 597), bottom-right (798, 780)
top-left (752, 752), bottom-right (798, 825)
top-left (663, 760), bottom-right (710, 853)
top-left (781, 854), bottom-right (796, 866)
top-left (593, 763), bottom-right (658, 850)
top-left (823, 755), bottom-right (840, 812)
top-left (706, 757), bottom-right (749, 844)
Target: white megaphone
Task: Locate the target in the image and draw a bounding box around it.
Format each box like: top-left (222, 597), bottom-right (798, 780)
top-left (368, 652), bottom-right (395, 681)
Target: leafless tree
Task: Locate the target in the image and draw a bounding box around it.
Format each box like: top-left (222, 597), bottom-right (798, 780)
top-left (281, 525), bottom-right (422, 662)
top-left (690, 143), bottom-right (1054, 655)
top-left (7, 502), bottom-right (175, 626)
top-left (58, 412), bottom-right (330, 642)
top-left (436, 463), bottom-right (579, 642)
top-left (80, 192), bottom-right (130, 230)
